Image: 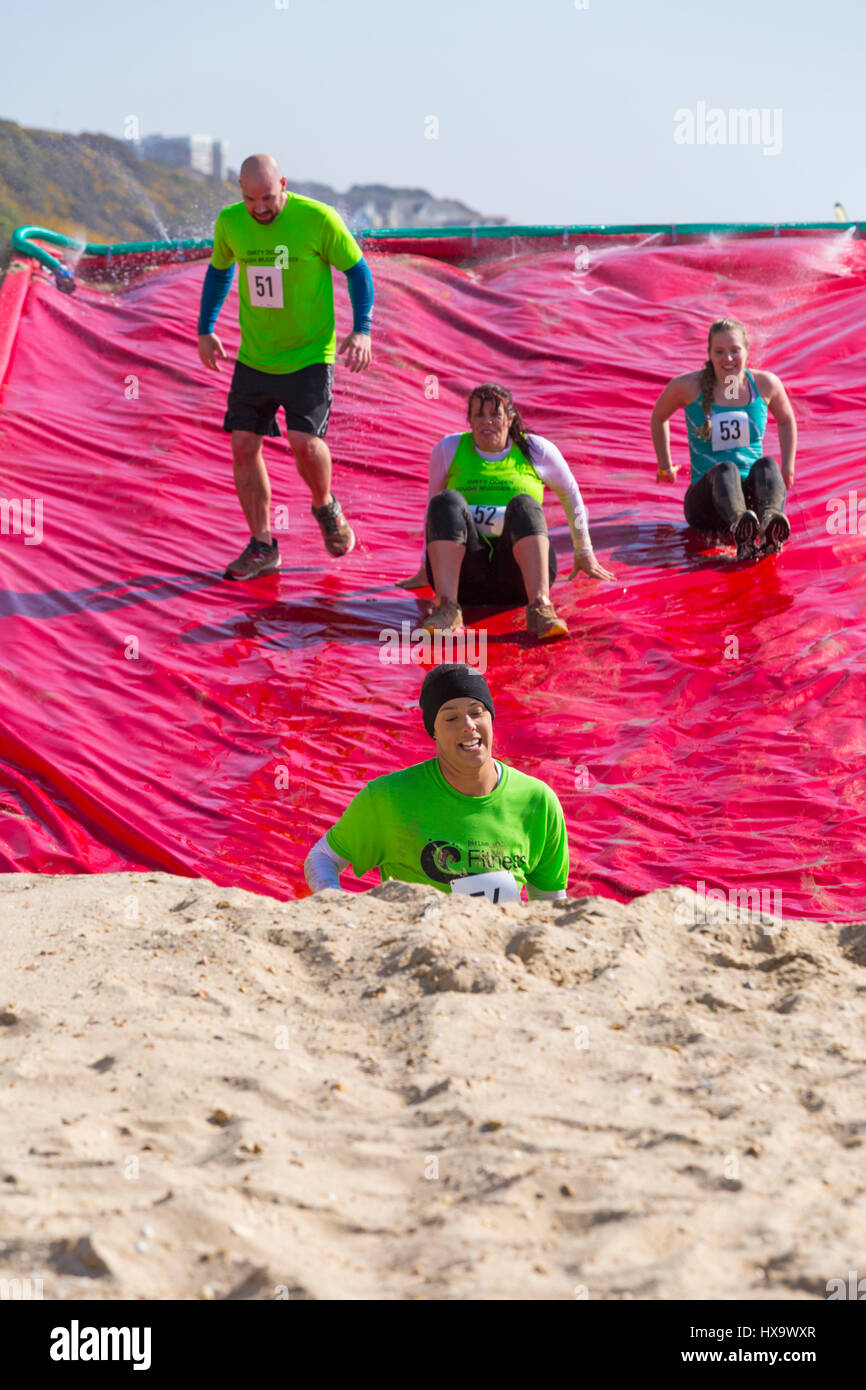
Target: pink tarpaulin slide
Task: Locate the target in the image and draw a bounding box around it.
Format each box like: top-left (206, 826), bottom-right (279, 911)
top-left (0, 231), bottom-right (865, 919)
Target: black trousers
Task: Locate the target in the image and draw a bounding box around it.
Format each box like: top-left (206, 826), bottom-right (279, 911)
top-left (424, 489), bottom-right (557, 605)
top-left (683, 456), bottom-right (786, 532)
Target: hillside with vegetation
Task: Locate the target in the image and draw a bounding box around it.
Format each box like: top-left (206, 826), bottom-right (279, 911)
top-left (0, 119), bottom-right (505, 268)
top-left (0, 120), bottom-right (239, 263)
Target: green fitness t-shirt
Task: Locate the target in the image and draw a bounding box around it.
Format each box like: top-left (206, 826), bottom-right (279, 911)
top-left (210, 195), bottom-right (363, 374)
top-left (326, 758), bottom-right (569, 901)
top-left (443, 434), bottom-right (545, 538)
top-left (445, 433), bottom-right (545, 507)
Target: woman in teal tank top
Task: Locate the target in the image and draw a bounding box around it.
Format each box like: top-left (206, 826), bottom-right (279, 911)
top-left (651, 319), bottom-right (797, 559)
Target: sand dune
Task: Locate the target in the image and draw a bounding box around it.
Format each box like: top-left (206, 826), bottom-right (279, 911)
top-left (1, 872), bottom-right (864, 1300)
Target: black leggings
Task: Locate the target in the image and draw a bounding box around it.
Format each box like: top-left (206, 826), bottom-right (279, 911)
top-left (683, 456), bottom-right (786, 532)
top-left (424, 489), bottom-right (557, 605)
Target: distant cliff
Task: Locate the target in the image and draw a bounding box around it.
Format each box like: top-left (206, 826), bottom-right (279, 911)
top-left (0, 119), bottom-right (505, 265)
top-left (291, 181), bottom-right (507, 232)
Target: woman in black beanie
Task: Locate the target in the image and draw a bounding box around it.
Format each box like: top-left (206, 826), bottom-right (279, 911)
top-left (304, 665), bottom-right (568, 902)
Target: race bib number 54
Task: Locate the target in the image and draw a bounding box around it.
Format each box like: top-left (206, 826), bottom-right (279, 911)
top-left (450, 869), bottom-right (521, 904)
top-left (712, 411), bottom-right (750, 451)
top-left (246, 266), bottom-right (284, 308)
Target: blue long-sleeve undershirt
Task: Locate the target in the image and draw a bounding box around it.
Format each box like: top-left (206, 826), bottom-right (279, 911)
top-left (344, 256), bottom-right (374, 335)
top-left (197, 263), bottom-right (235, 335)
top-left (197, 256), bottom-right (374, 336)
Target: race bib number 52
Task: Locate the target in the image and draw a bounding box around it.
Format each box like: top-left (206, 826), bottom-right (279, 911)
top-left (246, 265), bottom-right (284, 308)
top-left (712, 411), bottom-right (750, 451)
top-left (471, 503), bottom-right (507, 536)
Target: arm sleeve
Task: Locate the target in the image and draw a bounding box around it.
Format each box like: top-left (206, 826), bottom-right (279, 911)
top-left (343, 257), bottom-right (374, 335)
top-left (528, 435), bottom-right (594, 553)
top-left (304, 834), bottom-right (350, 891)
top-left (525, 788), bottom-right (570, 895)
top-left (198, 263), bottom-right (236, 335)
top-left (419, 435), bottom-right (460, 565)
top-left (526, 883), bottom-right (567, 901)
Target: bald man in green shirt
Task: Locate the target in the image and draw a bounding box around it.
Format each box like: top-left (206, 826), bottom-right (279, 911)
top-left (197, 154), bottom-right (374, 579)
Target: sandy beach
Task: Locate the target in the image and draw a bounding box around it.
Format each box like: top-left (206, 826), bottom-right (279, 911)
top-left (2, 872), bottom-right (864, 1300)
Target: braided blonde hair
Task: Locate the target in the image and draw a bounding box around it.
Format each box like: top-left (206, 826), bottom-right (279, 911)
top-left (698, 319), bottom-right (750, 441)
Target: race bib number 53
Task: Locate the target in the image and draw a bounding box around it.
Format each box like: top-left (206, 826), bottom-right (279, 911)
top-left (712, 411), bottom-right (750, 451)
top-left (450, 869), bottom-right (521, 904)
top-left (246, 266), bottom-right (284, 308)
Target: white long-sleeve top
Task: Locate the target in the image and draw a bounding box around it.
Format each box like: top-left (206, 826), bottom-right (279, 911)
top-left (419, 432), bottom-right (594, 564)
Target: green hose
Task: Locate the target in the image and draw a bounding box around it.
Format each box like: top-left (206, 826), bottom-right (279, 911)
top-left (11, 220), bottom-right (862, 294)
top-left (10, 225), bottom-right (214, 293)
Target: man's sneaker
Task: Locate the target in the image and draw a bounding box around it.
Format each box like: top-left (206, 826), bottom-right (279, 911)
top-left (526, 599), bottom-right (569, 640)
top-left (731, 509), bottom-right (760, 561)
top-left (224, 537), bottom-right (281, 580)
top-left (312, 494), bottom-right (355, 557)
top-left (422, 599), bottom-right (464, 633)
top-left (760, 508), bottom-right (791, 555)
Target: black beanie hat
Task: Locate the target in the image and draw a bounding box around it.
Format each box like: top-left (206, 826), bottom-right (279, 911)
top-left (419, 663), bottom-right (495, 738)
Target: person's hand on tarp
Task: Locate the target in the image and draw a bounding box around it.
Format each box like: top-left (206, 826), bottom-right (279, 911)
top-left (656, 463), bottom-right (680, 483)
top-left (567, 550), bottom-right (615, 582)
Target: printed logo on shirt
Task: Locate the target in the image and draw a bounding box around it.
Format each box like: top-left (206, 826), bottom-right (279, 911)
top-left (466, 842), bottom-right (528, 873)
top-left (419, 838), bottom-right (528, 884)
top-left (244, 248), bottom-right (295, 267)
top-left (420, 840), bottom-right (462, 884)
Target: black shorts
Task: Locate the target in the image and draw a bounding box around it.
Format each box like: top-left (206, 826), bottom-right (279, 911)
top-left (424, 490), bottom-right (557, 606)
top-left (223, 361), bottom-right (333, 437)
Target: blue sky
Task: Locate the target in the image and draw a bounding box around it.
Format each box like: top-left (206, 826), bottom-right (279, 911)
top-left (2, 0), bottom-right (862, 225)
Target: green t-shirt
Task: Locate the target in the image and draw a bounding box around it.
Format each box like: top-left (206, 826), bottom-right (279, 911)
top-left (326, 758), bottom-right (569, 901)
top-left (445, 432), bottom-right (545, 507)
top-left (211, 195), bottom-right (362, 374)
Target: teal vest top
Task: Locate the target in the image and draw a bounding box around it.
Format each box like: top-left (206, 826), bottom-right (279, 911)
top-left (684, 371), bottom-right (768, 483)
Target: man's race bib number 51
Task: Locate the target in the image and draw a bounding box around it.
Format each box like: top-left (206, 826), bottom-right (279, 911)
top-left (450, 869), bottom-right (521, 904)
top-left (471, 503), bottom-right (507, 536)
top-left (712, 411), bottom-right (750, 451)
top-left (246, 266), bottom-right (284, 309)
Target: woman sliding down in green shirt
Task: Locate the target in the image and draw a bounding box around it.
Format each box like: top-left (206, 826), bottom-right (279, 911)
top-left (398, 383), bottom-right (613, 641)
